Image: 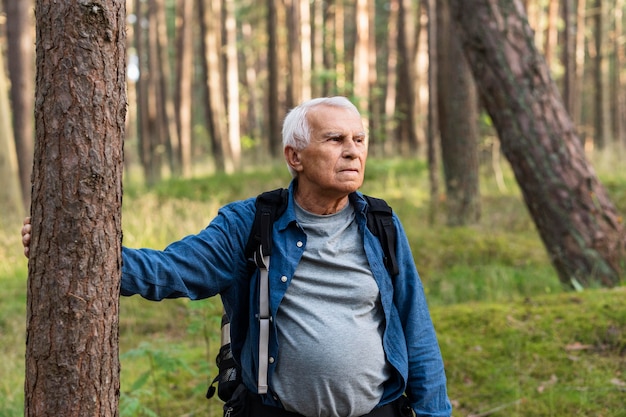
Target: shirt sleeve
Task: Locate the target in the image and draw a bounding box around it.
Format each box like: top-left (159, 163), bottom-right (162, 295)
top-left (392, 216), bottom-right (453, 417)
top-left (120, 199), bottom-right (254, 301)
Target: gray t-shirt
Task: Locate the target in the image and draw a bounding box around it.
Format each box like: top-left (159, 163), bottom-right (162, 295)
top-left (272, 202), bottom-right (391, 417)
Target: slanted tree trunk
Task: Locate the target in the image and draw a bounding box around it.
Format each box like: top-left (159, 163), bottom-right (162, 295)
top-left (26, 1), bottom-right (125, 416)
top-left (449, 0), bottom-right (626, 287)
top-left (3, 0), bottom-right (34, 211)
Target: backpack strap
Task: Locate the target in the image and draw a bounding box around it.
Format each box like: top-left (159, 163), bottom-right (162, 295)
top-left (247, 188), bottom-right (288, 395)
top-left (363, 195), bottom-right (399, 276)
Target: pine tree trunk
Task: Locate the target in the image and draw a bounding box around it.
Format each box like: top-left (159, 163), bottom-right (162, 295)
top-left (449, 0), bottom-right (626, 287)
top-left (437, 0), bottom-right (481, 226)
top-left (26, 1), bottom-right (126, 415)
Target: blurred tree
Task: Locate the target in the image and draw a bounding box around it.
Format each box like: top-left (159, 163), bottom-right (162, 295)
top-left (198, 0), bottom-right (232, 172)
top-left (175, 0), bottom-right (194, 177)
top-left (3, 0), bottom-right (34, 210)
top-left (26, 0), bottom-right (125, 416)
top-left (225, 0), bottom-right (242, 170)
top-left (437, 0), bottom-right (481, 226)
top-left (0, 46), bottom-right (24, 226)
top-left (450, 0), bottom-right (626, 287)
top-left (425, 0), bottom-right (440, 225)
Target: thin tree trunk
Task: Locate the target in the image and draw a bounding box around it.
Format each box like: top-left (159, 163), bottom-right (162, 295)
top-left (425, 0), bottom-right (440, 225)
top-left (395, 0), bottom-right (420, 155)
top-left (544, 0), bottom-right (560, 69)
top-left (594, 0), bottom-right (611, 148)
top-left (0, 48), bottom-right (24, 227)
top-left (300, 0), bottom-right (312, 101)
top-left (354, 0), bottom-right (370, 123)
top-left (27, 1), bottom-right (125, 415)
top-left (175, 0), bottom-right (194, 177)
top-left (574, 0), bottom-right (587, 128)
top-left (3, 0), bottom-right (34, 211)
top-left (311, 0), bottom-right (324, 97)
top-left (224, 0), bottom-right (241, 170)
top-left (449, 0), bottom-right (626, 287)
top-left (197, 0), bottom-right (230, 172)
top-left (266, 0), bottom-right (281, 157)
top-left (285, 0), bottom-right (303, 107)
top-left (562, 0), bottom-right (577, 117)
top-left (611, 0), bottom-right (624, 145)
top-left (154, 0), bottom-right (180, 176)
top-left (383, 0), bottom-right (399, 153)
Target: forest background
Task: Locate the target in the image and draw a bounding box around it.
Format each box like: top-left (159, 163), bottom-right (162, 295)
top-left (1, 0), bottom-right (625, 416)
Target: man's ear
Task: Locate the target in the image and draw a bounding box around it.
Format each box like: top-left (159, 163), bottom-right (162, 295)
top-left (284, 146), bottom-right (303, 173)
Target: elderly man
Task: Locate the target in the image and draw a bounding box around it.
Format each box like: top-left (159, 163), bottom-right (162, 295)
top-left (23, 97), bottom-right (452, 417)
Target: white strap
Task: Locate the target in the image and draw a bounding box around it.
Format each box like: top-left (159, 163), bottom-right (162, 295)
top-left (256, 248), bottom-right (270, 394)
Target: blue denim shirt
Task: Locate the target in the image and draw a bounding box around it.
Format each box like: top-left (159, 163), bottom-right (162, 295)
top-left (121, 181), bottom-right (452, 416)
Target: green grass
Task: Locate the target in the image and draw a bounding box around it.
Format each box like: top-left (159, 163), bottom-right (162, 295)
top-left (0, 155), bottom-right (624, 416)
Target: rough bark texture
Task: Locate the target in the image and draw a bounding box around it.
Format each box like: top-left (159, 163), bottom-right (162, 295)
top-left (449, 0), bottom-right (625, 287)
top-left (26, 1), bottom-right (126, 416)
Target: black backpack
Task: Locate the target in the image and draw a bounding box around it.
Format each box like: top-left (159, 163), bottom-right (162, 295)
top-left (207, 188), bottom-right (398, 402)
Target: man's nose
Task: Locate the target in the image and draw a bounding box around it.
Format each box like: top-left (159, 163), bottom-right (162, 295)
top-left (342, 138), bottom-right (361, 157)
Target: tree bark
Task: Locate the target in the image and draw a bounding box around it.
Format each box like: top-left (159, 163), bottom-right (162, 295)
top-left (27, 1), bottom-right (126, 416)
top-left (3, 0), bottom-right (34, 211)
top-left (449, 0), bottom-right (626, 287)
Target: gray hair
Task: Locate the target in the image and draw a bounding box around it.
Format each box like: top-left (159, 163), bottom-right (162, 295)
top-left (282, 97), bottom-right (361, 177)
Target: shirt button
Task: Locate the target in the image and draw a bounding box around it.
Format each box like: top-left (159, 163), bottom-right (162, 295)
top-left (281, 276), bottom-right (288, 283)
top-left (296, 241), bottom-right (303, 247)
top-left (269, 357), bottom-right (275, 364)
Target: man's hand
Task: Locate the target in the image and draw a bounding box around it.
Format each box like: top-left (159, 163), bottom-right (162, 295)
top-left (21, 217), bottom-right (31, 258)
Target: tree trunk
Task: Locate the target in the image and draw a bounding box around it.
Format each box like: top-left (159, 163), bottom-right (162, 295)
top-left (383, 0), bottom-right (399, 153)
top-left (154, 0), bottom-right (180, 176)
top-left (562, 0), bottom-right (576, 118)
top-left (395, 0), bottom-right (420, 155)
top-left (593, 0), bottom-right (611, 148)
top-left (449, 0), bottom-right (626, 287)
top-left (175, 0), bottom-right (194, 177)
top-left (0, 47), bottom-right (24, 227)
top-left (3, 0), bottom-right (34, 211)
top-left (353, 0), bottom-right (370, 122)
top-left (437, 0), bottom-right (481, 226)
top-left (26, 1), bottom-right (125, 416)
top-left (224, 0), bottom-right (241, 170)
top-left (299, 0), bottom-right (312, 101)
top-left (266, 0), bottom-right (281, 157)
top-left (285, 0), bottom-right (303, 107)
top-left (425, 0), bottom-right (440, 225)
top-left (574, 0), bottom-right (587, 129)
top-left (197, 0), bottom-right (230, 172)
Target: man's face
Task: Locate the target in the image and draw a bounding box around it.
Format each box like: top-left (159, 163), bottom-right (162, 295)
top-left (287, 105), bottom-right (368, 199)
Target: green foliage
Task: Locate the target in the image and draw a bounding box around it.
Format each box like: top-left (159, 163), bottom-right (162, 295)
top-left (1, 157), bottom-right (624, 416)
